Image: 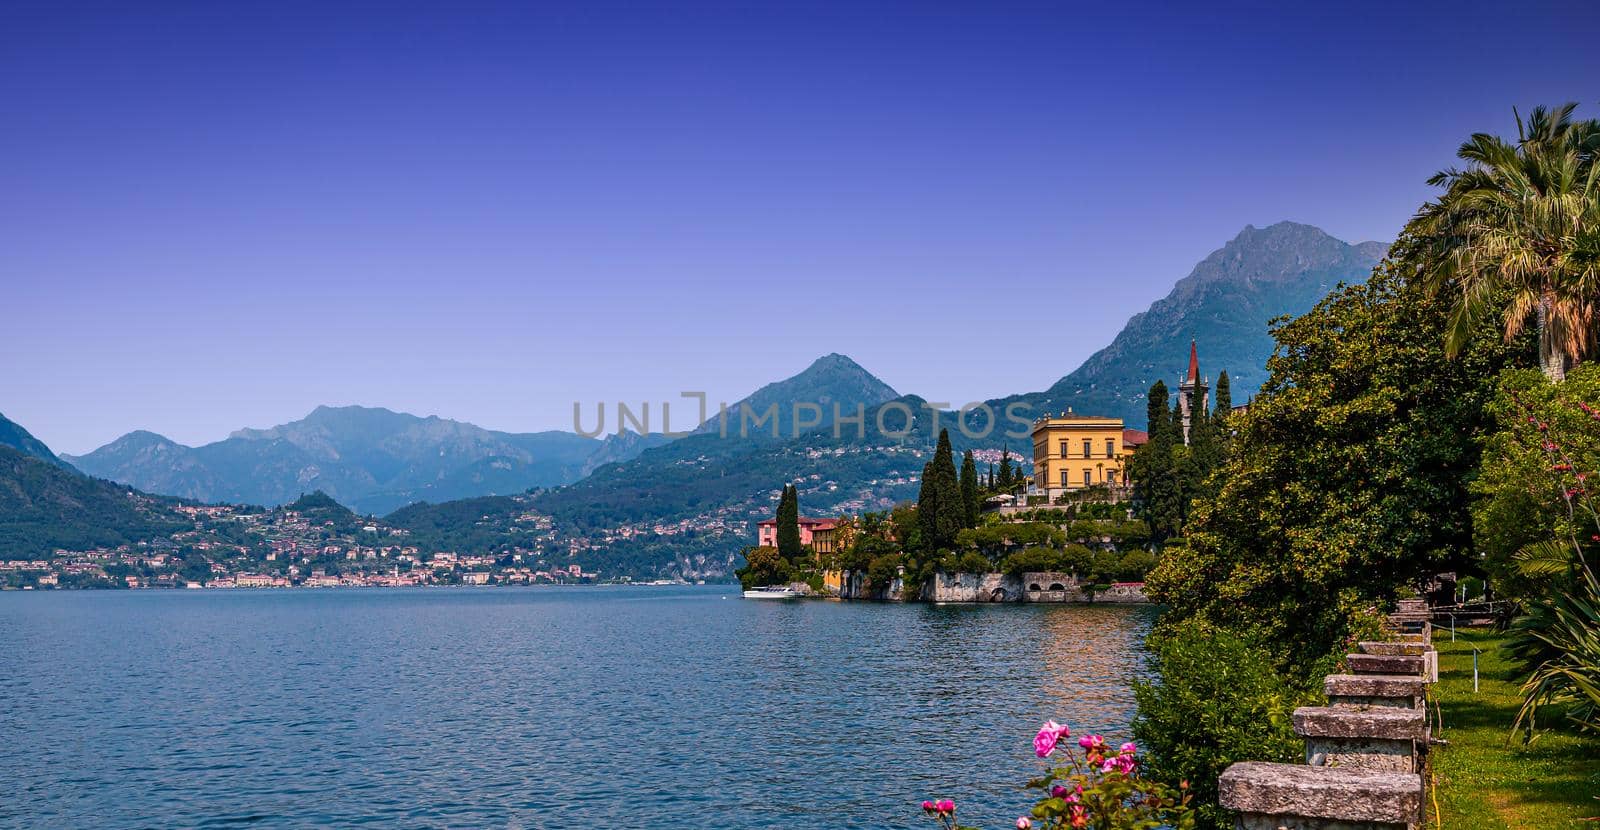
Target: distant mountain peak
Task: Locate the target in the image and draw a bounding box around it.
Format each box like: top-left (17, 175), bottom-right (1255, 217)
top-left (1001, 221), bottom-right (1387, 429)
top-left (695, 353), bottom-right (899, 436)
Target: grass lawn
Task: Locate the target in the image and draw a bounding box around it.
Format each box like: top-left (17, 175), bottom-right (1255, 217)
top-left (1430, 627), bottom-right (1600, 829)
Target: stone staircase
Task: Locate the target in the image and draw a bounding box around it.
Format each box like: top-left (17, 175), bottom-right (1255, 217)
top-left (1219, 599), bottom-right (1436, 829)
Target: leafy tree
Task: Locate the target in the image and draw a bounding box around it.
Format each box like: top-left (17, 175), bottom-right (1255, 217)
top-left (958, 450), bottom-right (979, 528)
top-left (1147, 251), bottom-right (1534, 667)
top-left (1413, 103), bottom-right (1600, 381)
top-left (1133, 621), bottom-right (1318, 829)
top-left (736, 545), bottom-right (792, 590)
top-left (775, 484), bottom-right (802, 562)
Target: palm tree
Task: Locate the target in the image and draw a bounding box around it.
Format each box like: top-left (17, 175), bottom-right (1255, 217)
top-left (1413, 103), bottom-right (1600, 381)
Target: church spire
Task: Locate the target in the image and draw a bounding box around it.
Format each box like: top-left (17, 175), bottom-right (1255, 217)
top-left (1186, 339), bottom-right (1200, 383)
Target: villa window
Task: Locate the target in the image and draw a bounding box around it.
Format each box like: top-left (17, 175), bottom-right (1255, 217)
top-left (1083, 469), bottom-right (1092, 486)
top-left (1060, 470), bottom-right (1069, 487)
top-left (1059, 441), bottom-right (1069, 458)
top-left (1106, 438), bottom-right (1116, 457)
top-left (1082, 439), bottom-right (1092, 458)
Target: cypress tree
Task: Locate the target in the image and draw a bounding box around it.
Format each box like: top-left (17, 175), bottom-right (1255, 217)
top-left (930, 429), bottom-right (964, 549)
top-left (987, 463), bottom-right (996, 491)
top-left (916, 461), bottom-right (939, 552)
top-left (1132, 380), bottom-right (1184, 547)
top-left (998, 448), bottom-right (1015, 489)
top-left (1145, 381), bottom-right (1171, 444)
top-left (1213, 371), bottom-right (1232, 422)
top-left (959, 450), bottom-right (979, 528)
top-left (776, 484), bottom-right (802, 562)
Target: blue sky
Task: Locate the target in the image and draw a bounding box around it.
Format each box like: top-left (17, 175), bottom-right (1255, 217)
top-left (4, 0), bottom-right (1598, 454)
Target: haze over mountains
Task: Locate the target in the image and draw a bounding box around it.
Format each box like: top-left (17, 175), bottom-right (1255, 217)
top-left (8, 221), bottom-right (1389, 576)
top-left (64, 407), bottom-right (671, 515)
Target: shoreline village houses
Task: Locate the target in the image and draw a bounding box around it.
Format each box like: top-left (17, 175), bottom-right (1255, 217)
top-left (756, 516), bottom-right (840, 554)
top-left (1029, 412), bottom-right (1147, 501)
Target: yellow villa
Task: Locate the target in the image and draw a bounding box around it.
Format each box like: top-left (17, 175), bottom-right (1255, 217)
top-left (1029, 411), bottom-right (1147, 500)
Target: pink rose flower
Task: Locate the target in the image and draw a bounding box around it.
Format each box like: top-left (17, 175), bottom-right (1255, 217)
top-left (921, 800), bottom-right (935, 812)
top-left (1033, 720), bottom-right (1068, 757)
top-left (1016, 818), bottom-right (1032, 829)
top-left (1120, 741), bottom-right (1137, 755)
top-left (938, 799), bottom-right (955, 814)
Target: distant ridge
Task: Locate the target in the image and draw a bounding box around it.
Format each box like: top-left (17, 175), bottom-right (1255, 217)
top-left (64, 406), bottom-right (666, 514)
top-left (0, 412), bottom-right (76, 471)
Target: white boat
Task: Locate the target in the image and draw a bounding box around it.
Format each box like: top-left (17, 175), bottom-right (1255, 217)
top-left (741, 585), bottom-right (802, 599)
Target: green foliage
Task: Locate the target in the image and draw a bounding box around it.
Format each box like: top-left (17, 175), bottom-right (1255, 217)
top-left (956, 522), bottom-right (1064, 558)
top-left (1115, 549), bottom-right (1158, 582)
top-left (1001, 547), bottom-right (1066, 576)
top-left (959, 450), bottom-right (979, 528)
top-left (1506, 566), bottom-right (1600, 737)
top-left (1132, 621), bottom-right (1315, 829)
top-left (865, 553), bottom-right (904, 591)
top-left (952, 551), bottom-right (992, 575)
top-left (917, 430), bottom-right (966, 552)
top-left (1474, 366), bottom-right (1600, 601)
top-left (736, 545), bottom-right (792, 590)
top-left (0, 447), bottom-right (189, 558)
top-left (1131, 381), bottom-right (1184, 545)
top-left (776, 484), bottom-right (802, 561)
top-left (1412, 103), bottom-right (1600, 380)
top-left (1147, 255), bottom-right (1533, 667)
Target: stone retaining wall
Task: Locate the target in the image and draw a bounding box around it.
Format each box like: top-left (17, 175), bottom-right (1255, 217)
top-left (836, 571), bottom-right (1149, 603)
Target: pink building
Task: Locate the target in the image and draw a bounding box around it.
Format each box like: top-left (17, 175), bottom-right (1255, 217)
top-left (756, 517), bottom-right (839, 553)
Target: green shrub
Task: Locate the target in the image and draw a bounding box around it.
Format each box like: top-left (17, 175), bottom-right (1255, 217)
top-left (1132, 620), bottom-right (1316, 829)
top-left (953, 551), bottom-right (992, 575)
top-left (1116, 549), bottom-right (1158, 581)
top-left (865, 553), bottom-right (903, 591)
top-left (1001, 546), bottom-right (1063, 576)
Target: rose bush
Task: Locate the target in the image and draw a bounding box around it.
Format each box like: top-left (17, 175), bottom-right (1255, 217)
top-left (921, 721), bottom-right (1193, 830)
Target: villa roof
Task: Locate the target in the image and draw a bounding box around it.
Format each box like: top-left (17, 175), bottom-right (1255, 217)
top-left (1122, 429), bottom-right (1149, 447)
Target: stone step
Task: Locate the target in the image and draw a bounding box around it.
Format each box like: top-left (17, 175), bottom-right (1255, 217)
top-left (1348, 653), bottom-right (1424, 676)
top-left (1294, 706), bottom-right (1427, 740)
top-left (1395, 598), bottom-right (1428, 613)
top-left (1220, 761), bottom-right (1421, 829)
top-left (1359, 641), bottom-right (1427, 656)
top-left (1294, 705), bottom-right (1427, 772)
top-left (1324, 673), bottom-right (1426, 708)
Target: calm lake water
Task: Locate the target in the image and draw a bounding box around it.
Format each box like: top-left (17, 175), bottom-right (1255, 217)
top-left (0, 586), bottom-right (1156, 829)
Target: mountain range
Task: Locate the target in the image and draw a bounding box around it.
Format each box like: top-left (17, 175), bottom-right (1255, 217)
top-left (63, 407), bottom-right (671, 515)
top-left (7, 221), bottom-right (1388, 576)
